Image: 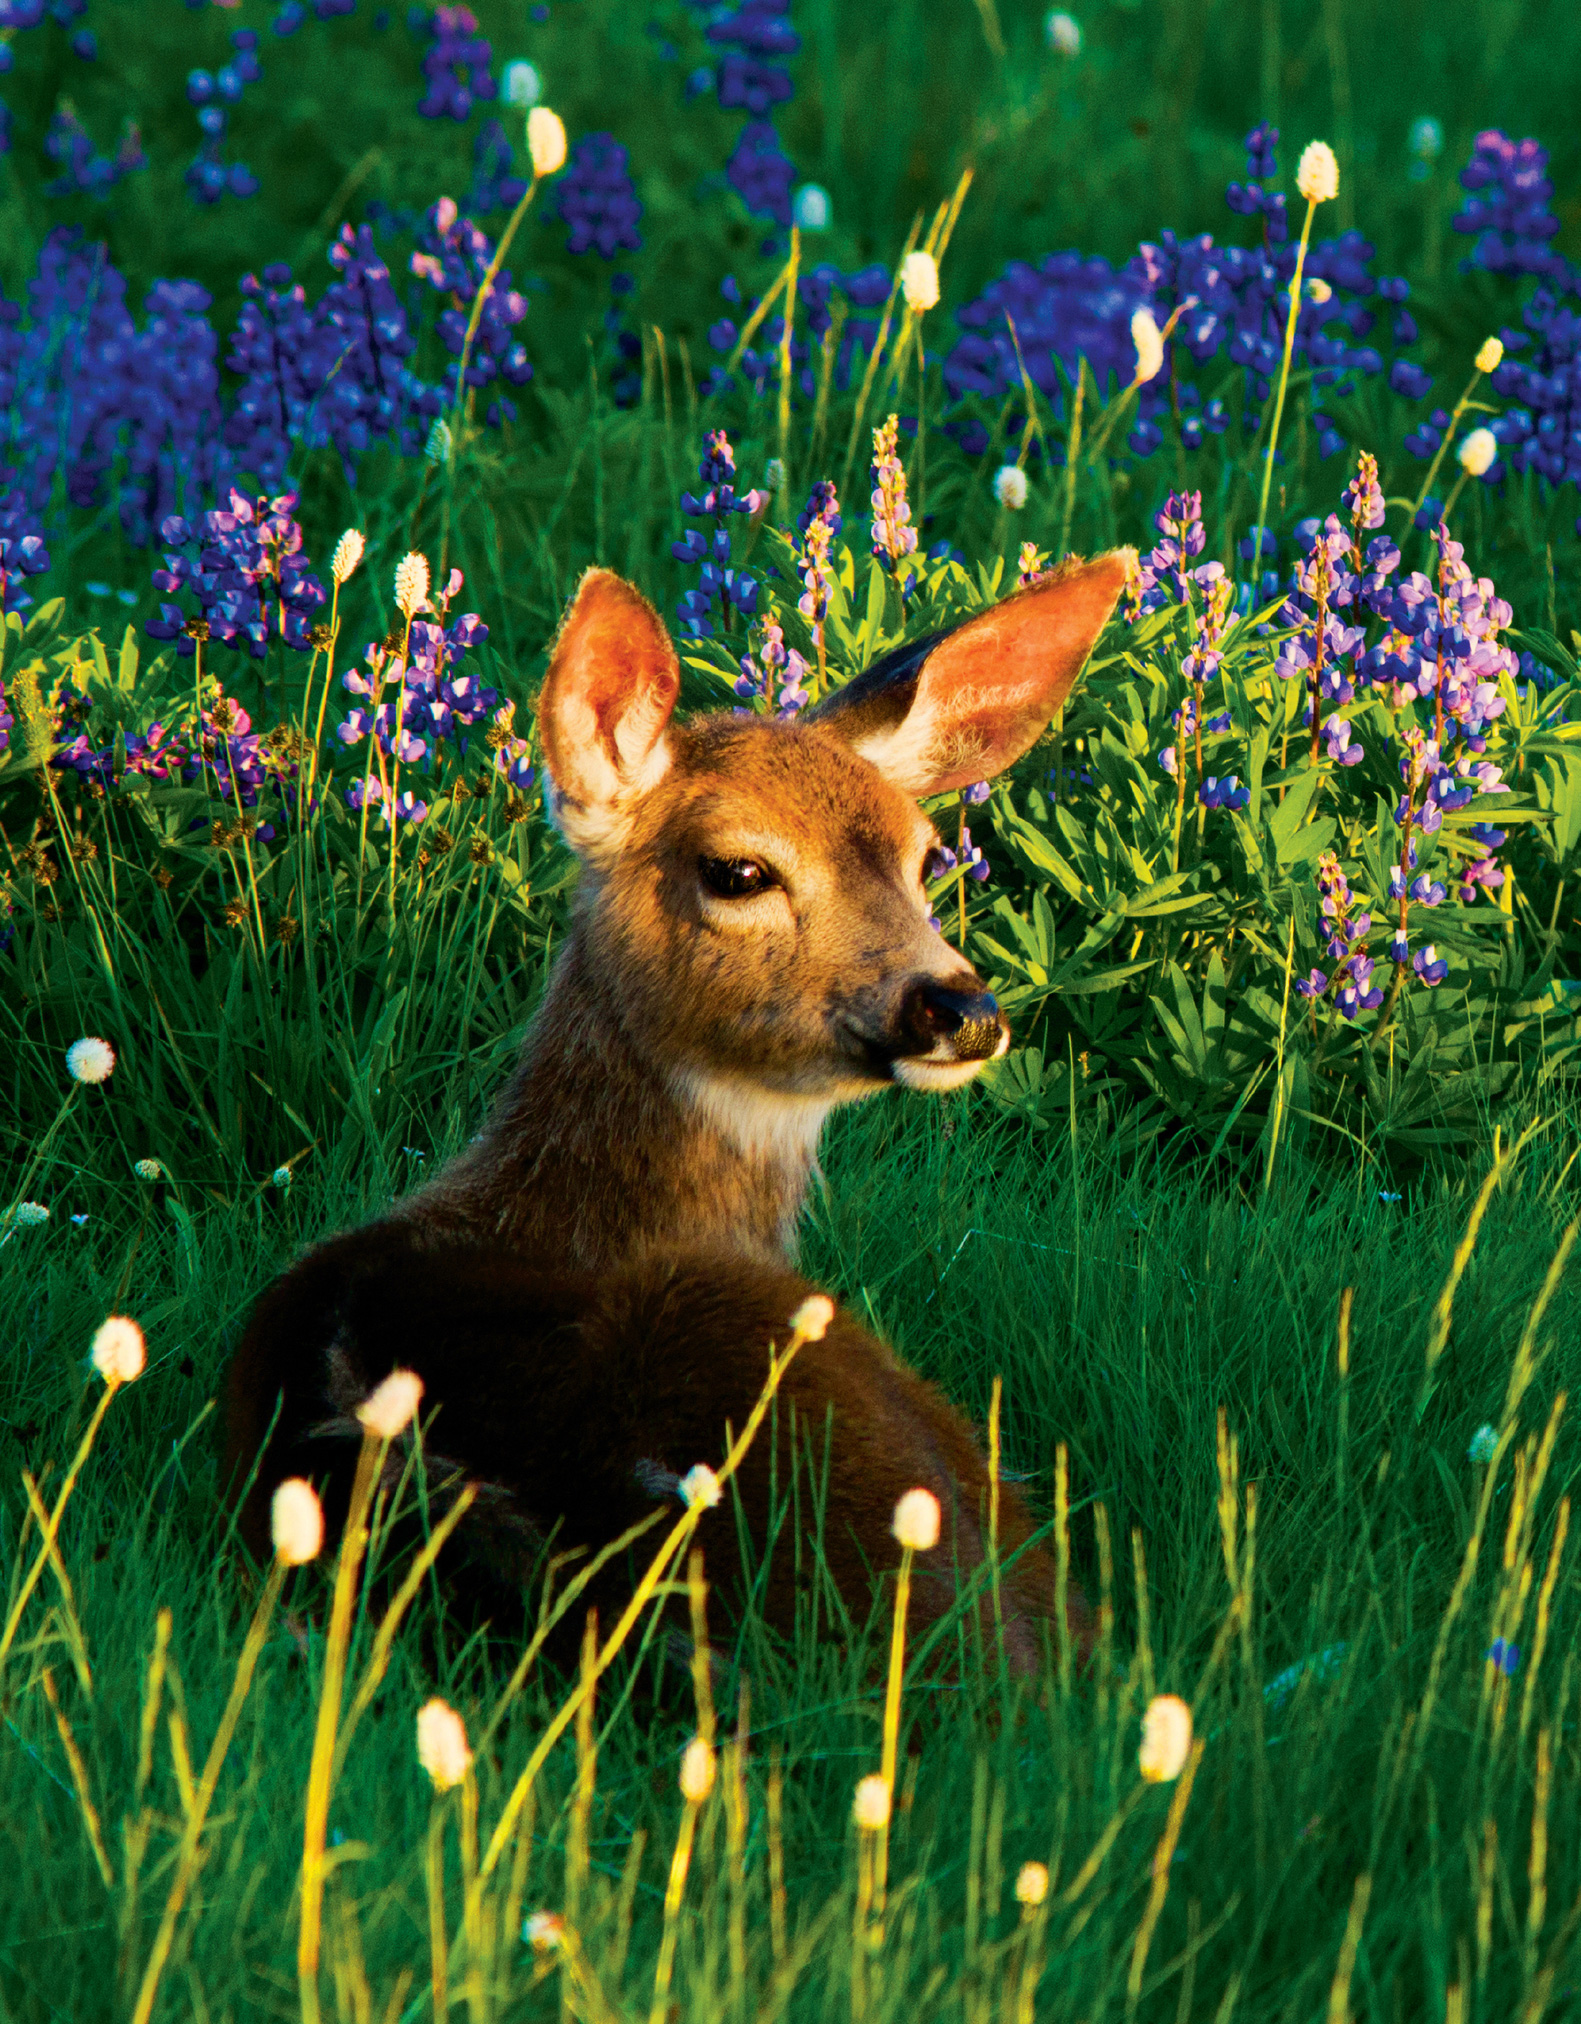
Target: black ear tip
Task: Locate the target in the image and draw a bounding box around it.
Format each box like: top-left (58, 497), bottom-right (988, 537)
top-left (802, 628), bottom-right (942, 729)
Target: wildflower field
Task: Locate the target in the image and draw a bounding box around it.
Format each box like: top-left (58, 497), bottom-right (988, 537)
top-left (7, 0), bottom-right (1581, 2016)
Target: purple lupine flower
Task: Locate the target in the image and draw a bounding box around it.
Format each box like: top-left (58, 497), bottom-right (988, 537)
top-left (1335, 955), bottom-right (1383, 1020)
top-left (557, 134), bottom-right (643, 259)
top-left (1295, 968), bottom-right (1329, 999)
top-left (1388, 928), bottom-right (1410, 964)
top-left (418, 4), bottom-right (497, 119)
top-left (726, 120), bottom-right (794, 226)
top-left (409, 198), bottom-right (532, 426)
top-left (735, 618), bottom-right (810, 718)
top-left (1413, 945), bottom-right (1448, 987)
top-left (1408, 874), bottom-right (1446, 906)
top-left (1198, 775), bottom-right (1249, 812)
top-left (1323, 718), bottom-right (1364, 766)
top-left (1487, 1638), bottom-right (1520, 1675)
top-left (963, 780), bottom-right (991, 806)
top-left (673, 429), bottom-right (760, 637)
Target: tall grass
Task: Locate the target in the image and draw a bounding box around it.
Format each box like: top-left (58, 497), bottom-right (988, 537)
top-left (2, 1091), bottom-right (1578, 2018)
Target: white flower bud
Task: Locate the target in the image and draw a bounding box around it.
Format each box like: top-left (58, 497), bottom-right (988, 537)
top-left (1015, 1860), bottom-right (1049, 1906)
top-left (528, 106), bottom-right (568, 178)
top-left (852, 1774), bottom-right (891, 1831)
top-left (272, 1165), bottom-right (293, 1188)
top-left (789, 1295), bottom-right (835, 1341)
top-left (1296, 141), bottom-right (1339, 205)
top-left (525, 1910), bottom-right (565, 1952)
top-left (66, 1037), bottom-right (116, 1085)
top-left (271, 1477), bottom-right (325, 1565)
top-left (792, 183), bottom-right (831, 233)
top-left (679, 1463), bottom-right (722, 1511)
top-left (134, 1158), bottom-right (165, 1181)
top-left (394, 551), bottom-right (431, 619)
top-left (1130, 306), bottom-right (1165, 384)
top-left (993, 465), bottom-right (1029, 511)
top-left (1139, 1694), bottom-right (1193, 1783)
top-left (1475, 337), bottom-right (1504, 375)
top-left (91, 1315), bottom-right (145, 1385)
top-left (679, 1736), bottom-right (716, 1803)
top-left (1458, 428), bottom-right (1498, 478)
top-left (425, 418), bottom-right (453, 469)
top-left (502, 59), bottom-right (542, 110)
top-left (1468, 1423), bottom-right (1499, 1465)
top-left (1045, 10), bottom-right (1081, 55)
top-left (330, 529), bottom-right (365, 585)
top-left (899, 251), bottom-right (940, 314)
top-left (12, 1202), bottom-right (49, 1227)
top-left (416, 1698), bottom-right (473, 1791)
top-left (1409, 116), bottom-right (1443, 163)
top-left (357, 1368), bottom-right (424, 1441)
top-left (891, 1487), bottom-right (941, 1553)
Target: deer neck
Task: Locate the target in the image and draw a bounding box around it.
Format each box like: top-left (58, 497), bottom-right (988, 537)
top-left (403, 934), bottom-right (832, 1268)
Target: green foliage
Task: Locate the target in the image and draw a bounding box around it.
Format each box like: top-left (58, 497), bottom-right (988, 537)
top-left (2, 1094), bottom-right (1579, 2018)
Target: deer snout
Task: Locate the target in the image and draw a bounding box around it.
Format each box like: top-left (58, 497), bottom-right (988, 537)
top-left (900, 979), bottom-right (1007, 1061)
top-left (883, 974), bottom-right (1010, 1093)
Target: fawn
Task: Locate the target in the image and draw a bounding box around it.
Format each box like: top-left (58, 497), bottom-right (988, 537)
top-left (225, 554), bottom-right (1130, 1664)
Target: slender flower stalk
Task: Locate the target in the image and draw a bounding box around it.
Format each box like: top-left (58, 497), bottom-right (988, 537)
top-left (296, 1429), bottom-right (387, 2024)
top-left (1252, 143), bottom-right (1338, 572)
top-left (129, 1488), bottom-right (313, 2024)
top-left (1410, 337), bottom-right (1504, 520)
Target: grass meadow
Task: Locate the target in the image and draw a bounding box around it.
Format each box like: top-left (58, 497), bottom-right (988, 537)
top-left (4, 0), bottom-right (1581, 2017)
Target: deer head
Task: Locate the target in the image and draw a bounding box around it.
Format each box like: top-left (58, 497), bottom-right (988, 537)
top-left (536, 556), bottom-right (1130, 1128)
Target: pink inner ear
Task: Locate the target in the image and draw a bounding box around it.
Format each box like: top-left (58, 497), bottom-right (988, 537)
top-left (543, 570), bottom-right (680, 781)
top-left (910, 554), bottom-right (1130, 790)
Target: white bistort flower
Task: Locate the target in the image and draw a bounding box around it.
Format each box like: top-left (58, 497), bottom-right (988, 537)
top-left (1458, 427), bottom-right (1498, 477)
top-left (330, 529), bottom-right (365, 584)
top-left (1015, 1860), bottom-right (1049, 1906)
top-left (899, 251), bottom-right (940, 314)
top-left (66, 1037), bottom-right (116, 1085)
top-left (1296, 140), bottom-right (1339, 205)
top-left (1130, 307), bottom-right (1165, 384)
top-left (527, 106), bottom-right (568, 178)
top-left (394, 551), bottom-right (431, 619)
top-left (679, 1736), bottom-right (716, 1803)
top-left (416, 1698), bottom-right (473, 1791)
top-left (502, 59), bottom-right (542, 109)
top-left (679, 1463), bottom-right (722, 1511)
top-left (134, 1158), bottom-right (165, 1181)
top-left (1139, 1694), bottom-right (1193, 1782)
top-left (1408, 116), bottom-right (1443, 163)
top-left (852, 1774), bottom-right (891, 1831)
top-left (12, 1202), bottom-right (49, 1227)
top-left (358, 1369), bottom-right (425, 1440)
top-left (994, 465), bottom-right (1029, 511)
top-left (1475, 336), bottom-right (1504, 375)
top-left (1468, 1423), bottom-right (1499, 1465)
top-left (271, 1478), bottom-right (325, 1565)
top-left (792, 182), bottom-right (831, 233)
top-left (1045, 10), bottom-right (1081, 55)
top-left (892, 1487), bottom-right (941, 1552)
top-left (790, 1294), bottom-right (835, 1340)
top-left (91, 1316), bottom-right (146, 1385)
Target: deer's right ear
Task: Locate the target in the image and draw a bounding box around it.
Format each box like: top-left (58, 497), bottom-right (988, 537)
top-left (539, 569), bottom-right (681, 858)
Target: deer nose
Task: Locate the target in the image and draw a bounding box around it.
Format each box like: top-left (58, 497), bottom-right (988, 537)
top-left (900, 979), bottom-right (1006, 1061)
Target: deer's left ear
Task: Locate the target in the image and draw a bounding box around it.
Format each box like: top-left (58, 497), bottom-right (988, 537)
top-left (807, 550), bottom-right (1133, 796)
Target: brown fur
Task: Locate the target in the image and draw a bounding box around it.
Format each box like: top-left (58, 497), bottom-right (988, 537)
top-left (224, 563), bottom-right (1130, 1665)
top-left (224, 1221), bottom-right (1095, 1670)
top-left (398, 555), bottom-right (1133, 1266)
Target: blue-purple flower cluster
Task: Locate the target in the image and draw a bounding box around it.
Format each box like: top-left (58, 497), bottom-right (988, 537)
top-left (417, 5), bottom-right (497, 121)
top-left (556, 135), bottom-right (643, 260)
top-left (1136, 460), bottom-right (1524, 1008)
top-left (146, 491), bottom-right (327, 657)
top-left (44, 106), bottom-right (145, 197)
top-left (409, 196), bottom-right (532, 424)
top-left (671, 428), bottom-right (761, 636)
top-left (945, 125), bottom-right (1411, 466)
top-left (686, 0), bottom-right (798, 227)
top-left (185, 26), bottom-right (263, 203)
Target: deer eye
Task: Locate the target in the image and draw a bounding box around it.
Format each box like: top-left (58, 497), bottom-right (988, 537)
top-left (700, 855), bottom-right (776, 899)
